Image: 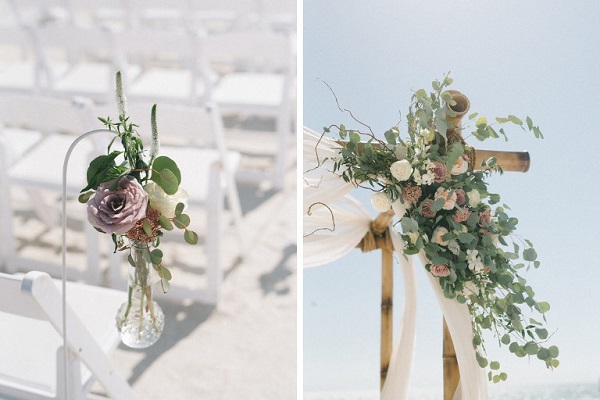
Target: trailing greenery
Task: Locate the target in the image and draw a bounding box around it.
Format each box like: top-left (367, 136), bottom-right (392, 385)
top-left (327, 74), bottom-right (557, 382)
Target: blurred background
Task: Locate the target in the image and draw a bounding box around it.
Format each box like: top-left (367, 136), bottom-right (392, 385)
top-left (304, 0), bottom-right (600, 399)
top-left (0, 0), bottom-right (297, 398)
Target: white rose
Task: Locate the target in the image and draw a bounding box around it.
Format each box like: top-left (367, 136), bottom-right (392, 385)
top-left (390, 159), bottom-right (413, 181)
top-left (421, 173), bottom-right (434, 185)
top-left (144, 181), bottom-right (189, 219)
top-left (451, 157), bottom-right (468, 175)
top-left (467, 189), bottom-right (481, 207)
top-left (371, 192), bottom-right (391, 212)
top-left (419, 128), bottom-right (435, 142)
top-left (432, 226), bottom-right (449, 246)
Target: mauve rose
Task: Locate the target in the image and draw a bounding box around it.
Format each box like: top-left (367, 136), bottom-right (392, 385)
top-left (432, 161), bottom-right (448, 183)
top-left (431, 264), bottom-right (450, 277)
top-left (478, 208), bottom-right (491, 227)
top-left (87, 176), bottom-right (148, 234)
top-left (420, 198), bottom-right (436, 218)
top-left (452, 207), bottom-right (471, 223)
top-left (455, 189), bottom-right (466, 205)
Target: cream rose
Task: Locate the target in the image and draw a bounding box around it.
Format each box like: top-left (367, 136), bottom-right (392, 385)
top-left (371, 192), bottom-right (391, 212)
top-left (467, 189), bottom-right (481, 207)
top-left (390, 159), bottom-right (413, 181)
top-left (451, 156), bottom-right (469, 175)
top-left (435, 187), bottom-right (457, 210)
top-left (432, 226), bottom-right (449, 246)
top-left (144, 181), bottom-right (189, 219)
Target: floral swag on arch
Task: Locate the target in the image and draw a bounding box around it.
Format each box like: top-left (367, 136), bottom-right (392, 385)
top-left (303, 76), bottom-right (558, 399)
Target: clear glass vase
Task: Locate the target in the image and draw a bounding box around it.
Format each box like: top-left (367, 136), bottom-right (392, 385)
top-left (116, 241), bottom-right (165, 348)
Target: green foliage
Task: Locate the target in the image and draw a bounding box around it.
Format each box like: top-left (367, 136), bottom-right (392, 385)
top-left (323, 74), bottom-right (556, 383)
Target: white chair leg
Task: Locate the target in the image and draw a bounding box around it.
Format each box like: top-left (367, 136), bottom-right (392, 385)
top-left (0, 180), bottom-right (16, 272)
top-left (206, 163), bottom-right (223, 305)
top-left (56, 346), bottom-right (86, 400)
top-left (274, 105), bottom-right (290, 191)
top-left (225, 171), bottom-right (245, 255)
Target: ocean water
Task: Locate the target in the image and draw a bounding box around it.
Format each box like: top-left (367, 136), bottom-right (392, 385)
top-left (305, 383), bottom-right (600, 399)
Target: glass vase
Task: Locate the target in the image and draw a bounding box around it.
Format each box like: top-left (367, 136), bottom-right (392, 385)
top-left (116, 241), bottom-right (165, 348)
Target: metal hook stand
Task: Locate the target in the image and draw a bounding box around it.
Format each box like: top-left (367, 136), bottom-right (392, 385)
top-left (61, 128), bottom-right (112, 399)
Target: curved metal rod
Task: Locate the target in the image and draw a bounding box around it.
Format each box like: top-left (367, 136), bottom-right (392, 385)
top-left (61, 128), bottom-right (113, 399)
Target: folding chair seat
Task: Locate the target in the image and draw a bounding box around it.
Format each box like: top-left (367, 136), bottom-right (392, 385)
top-left (0, 271), bottom-right (135, 399)
top-left (32, 25), bottom-right (126, 102)
top-left (202, 30), bottom-right (296, 190)
top-left (0, 25), bottom-right (42, 93)
top-left (113, 28), bottom-right (209, 106)
top-left (94, 101), bottom-right (244, 304)
top-left (0, 94), bottom-right (103, 284)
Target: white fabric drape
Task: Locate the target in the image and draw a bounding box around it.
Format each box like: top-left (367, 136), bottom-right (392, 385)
top-left (303, 126), bottom-right (487, 399)
top-left (304, 195), bottom-right (372, 268)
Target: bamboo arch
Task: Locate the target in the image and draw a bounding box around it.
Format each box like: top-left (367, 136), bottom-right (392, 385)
top-left (350, 91), bottom-right (531, 399)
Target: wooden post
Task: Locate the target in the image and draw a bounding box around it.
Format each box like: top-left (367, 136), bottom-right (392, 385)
top-left (443, 319), bottom-right (460, 399)
top-left (380, 245), bottom-right (393, 389)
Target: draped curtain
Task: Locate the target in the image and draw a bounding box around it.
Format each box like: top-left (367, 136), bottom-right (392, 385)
top-left (303, 127), bottom-right (487, 399)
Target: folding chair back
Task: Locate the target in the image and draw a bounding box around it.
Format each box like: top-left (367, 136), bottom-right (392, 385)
top-left (0, 271), bottom-right (135, 400)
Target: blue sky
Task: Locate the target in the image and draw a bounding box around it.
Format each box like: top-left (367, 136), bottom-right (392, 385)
top-left (303, 0), bottom-right (600, 395)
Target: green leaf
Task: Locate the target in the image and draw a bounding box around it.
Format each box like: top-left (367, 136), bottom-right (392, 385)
top-left (535, 328), bottom-right (548, 340)
top-left (490, 361), bottom-right (500, 370)
top-left (159, 266), bottom-right (172, 281)
top-left (150, 168), bottom-right (179, 195)
top-left (349, 131), bottom-right (361, 144)
top-left (501, 334), bottom-right (511, 345)
top-left (537, 347), bottom-right (550, 361)
top-left (159, 215), bottom-right (173, 230)
top-left (82, 151), bottom-right (121, 192)
top-left (142, 219), bottom-right (152, 236)
top-left (400, 217), bottom-right (419, 233)
top-left (78, 191), bottom-right (94, 203)
top-left (430, 197), bottom-right (446, 213)
top-left (537, 301), bottom-right (551, 313)
top-left (151, 156), bottom-right (181, 194)
top-left (475, 353), bottom-right (488, 368)
top-left (150, 249), bottom-right (163, 265)
top-left (526, 116), bottom-right (534, 130)
top-left (384, 129), bottom-right (397, 145)
top-left (175, 202), bottom-right (185, 216)
top-left (457, 232), bottom-right (475, 244)
top-left (508, 115), bottom-right (523, 125)
top-left (184, 230), bottom-right (199, 245)
top-left (548, 345), bottom-right (559, 358)
top-left (523, 248), bottom-right (537, 261)
top-left (495, 117), bottom-right (509, 123)
top-left (476, 116), bottom-right (488, 127)
top-left (524, 341), bottom-right (539, 355)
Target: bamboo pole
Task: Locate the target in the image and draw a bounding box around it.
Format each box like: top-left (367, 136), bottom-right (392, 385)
top-left (380, 246), bottom-right (393, 389)
top-left (443, 319), bottom-right (460, 399)
top-left (339, 142), bottom-right (530, 173)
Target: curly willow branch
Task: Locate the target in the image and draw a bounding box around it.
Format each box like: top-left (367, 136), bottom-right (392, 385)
top-left (303, 202), bottom-right (336, 238)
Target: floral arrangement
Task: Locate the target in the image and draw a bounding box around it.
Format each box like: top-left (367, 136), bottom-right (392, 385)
top-left (325, 75), bottom-right (558, 382)
top-left (78, 72), bottom-right (198, 346)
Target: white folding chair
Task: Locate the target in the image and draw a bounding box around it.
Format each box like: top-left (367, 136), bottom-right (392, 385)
top-left (65, 0), bottom-right (135, 30)
top-left (95, 101), bottom-right (244, 304)
top-left (0, 25), bottom-right (43, 93)
top-left (31, 25), bottom-right (123, 102)
top-left (202, 30), bottom-right (296, 190)
top-left (0, 94), bottom-right (103, 284)
top-left (0, 271), bottom-right (135, 399)
top-left (113, 28), bottom-right (209, 106)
